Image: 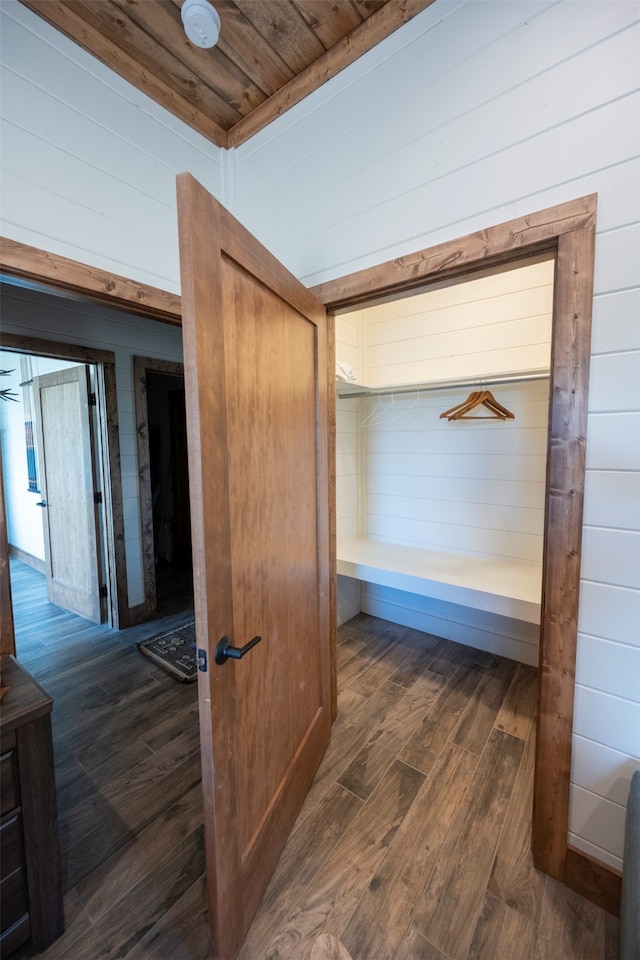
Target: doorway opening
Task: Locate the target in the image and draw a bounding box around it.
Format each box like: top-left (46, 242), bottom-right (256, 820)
top-left (133, 357), bottom-right (193, 619)
top-left (0, 349), bottom-right (114, 634)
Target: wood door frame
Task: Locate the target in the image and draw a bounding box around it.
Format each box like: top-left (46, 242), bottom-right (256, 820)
top-left (0, 331), bottom-right (128, 630)
top-left (132, 355), bottom-right (186, 621)
top-left (0, 211), bottom-right (618, 914)
top-left (312, 193), bottom-right (621, 913)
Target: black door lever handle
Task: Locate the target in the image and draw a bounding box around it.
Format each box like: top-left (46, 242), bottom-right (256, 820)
top-left (36, 500), bottom-right (47, 507)
top-left (214, 635), bottom-right (262, 665)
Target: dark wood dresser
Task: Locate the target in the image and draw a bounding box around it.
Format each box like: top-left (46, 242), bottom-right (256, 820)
top-left (0, 655), bottom-right (64, 958)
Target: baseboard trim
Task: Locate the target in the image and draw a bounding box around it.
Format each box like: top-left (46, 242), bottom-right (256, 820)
top-left (565, 844), bottom-right (622, 917)
top-left (9, 544), bottom-right (46, 574)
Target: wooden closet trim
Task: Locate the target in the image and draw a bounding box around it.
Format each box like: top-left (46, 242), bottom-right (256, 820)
top-left (311, 194), bottom-right (615, 910)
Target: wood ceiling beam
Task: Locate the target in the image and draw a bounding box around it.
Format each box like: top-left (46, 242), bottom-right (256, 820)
top-left (20, 0), bottom-right (230, 148)
top-left (227, 0), bottom-right (435, 147)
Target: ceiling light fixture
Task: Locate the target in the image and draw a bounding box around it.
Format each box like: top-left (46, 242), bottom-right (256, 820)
top-left (181, 0), bottom-right (221, 49)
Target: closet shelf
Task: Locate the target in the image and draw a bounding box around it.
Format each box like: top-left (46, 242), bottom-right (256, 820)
top-left (336, 538), bottom-right (542, 624)
top-left (336, 368), bottom-right (550, 400)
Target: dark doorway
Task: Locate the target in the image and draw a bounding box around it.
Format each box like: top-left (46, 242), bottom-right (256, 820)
top-left (145, 370), bottom-right (193, 616)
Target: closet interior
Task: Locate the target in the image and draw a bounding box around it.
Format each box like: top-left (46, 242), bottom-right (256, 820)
top-left (335, 254), bottom-right (555, 667)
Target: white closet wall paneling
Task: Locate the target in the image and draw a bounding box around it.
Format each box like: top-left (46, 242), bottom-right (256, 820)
top-left (361, 582), bottom-right (539, 666)
top-left (594, 222), bottom-right (640, 294)
top-left (336, 474), bottom-right (358, 500)
top-left (367, 495), bottom-right (544, 538)
top-left (366, 425), bottom-right (548, 459)
top-left (366, 515), bottom-right (542, 564)
top-left (336, 314), bottom-right (360, 374)
top-left (366, 316), bottom-right (552, 374)
top-left (337, 576), bottom-right (362, 627)
top-left (571, 735), bottom-right (640, 808)
top-left (576, 634), bottom-right (640, 703)
top-left (578, 581), bottom-right (640, 647)
top-left (367, 474), bottom-right (545, 511)
top-left (569, 785), bottom-right (627, 863)
top-left (367, 346), bottom-right (553, 388)
top-left (573, 685), bottom-right (640, 758)
top-left (336, 396), bottom-right (360, 546)
top-left (581, 527), bottom-right (640, 590)
top-left (591, 289), bottom-right (640, 355)
top-left (586, 413), bottom-right (640, 472)
top-left (337, 496), bottom-right (358, 522)
top-left (367, 293), bottom-right (553, 354)
top-left (365, 265), bottom-right (554, 333)
top-left (371, 452), bottom-right (548, 484)
top-left (336, 453), bottom-right (359, 477)
top-left (583, 471), bottom-right (640, 530)
top-left (336, 407), bottom-right (358, 434)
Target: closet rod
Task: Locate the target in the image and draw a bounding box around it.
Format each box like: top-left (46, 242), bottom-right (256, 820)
top-left (338, 371), bottom-right (550, 400)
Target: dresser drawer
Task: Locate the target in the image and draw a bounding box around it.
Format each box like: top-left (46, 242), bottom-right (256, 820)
top-left (0, 812), bottom-right (24, 880)
top-left (0, 863), bottom-right (29, 935)
top-left (0, 742), bottom-right (19, 817)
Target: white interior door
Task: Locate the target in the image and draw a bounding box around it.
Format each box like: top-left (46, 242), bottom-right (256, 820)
top-left (33, 365), bottom-right (104, 622)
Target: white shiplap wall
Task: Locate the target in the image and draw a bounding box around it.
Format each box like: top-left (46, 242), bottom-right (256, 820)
top-left (231, 1), bottom-right (640, 871)
top-left (0, 284), bottom-right (184, 607)
top-left (0, 0), bottom-right (637, 875)
top-left (334, 259), bottom-right (553, 662)
top-left (0, 0), bottom-right (223, 292)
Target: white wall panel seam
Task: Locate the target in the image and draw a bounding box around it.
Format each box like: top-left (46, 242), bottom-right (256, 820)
top-left (575, 682), bottom-right (640, 711)
top-left (578, 631), bottom-right (640, 653)
top-left (569, 782), bottom-right (627, 813)
top-left (1, 3), bottom-right (219, 158)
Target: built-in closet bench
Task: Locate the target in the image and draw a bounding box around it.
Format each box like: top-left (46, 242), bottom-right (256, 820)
top-left (336, 538), bottom-right (542, 625)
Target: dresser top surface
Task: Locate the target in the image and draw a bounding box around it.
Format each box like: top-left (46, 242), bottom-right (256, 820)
top-left (1, 654), bottom-right (53, 734)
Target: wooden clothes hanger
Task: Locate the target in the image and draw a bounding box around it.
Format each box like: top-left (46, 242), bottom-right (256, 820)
top-left (440, 389), bottom-right (515, 421)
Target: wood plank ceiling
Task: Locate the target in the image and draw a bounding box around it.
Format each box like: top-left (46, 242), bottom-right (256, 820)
top-left (20, 0), bottom-right (435, 147)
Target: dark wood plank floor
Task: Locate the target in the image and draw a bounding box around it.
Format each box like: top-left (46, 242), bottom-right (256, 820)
top-left (8, 559), bottom-right (618, 960)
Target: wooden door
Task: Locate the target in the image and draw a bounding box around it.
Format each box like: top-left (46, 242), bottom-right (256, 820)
top-left (32, 365), bottom-right (104, 623)
top-left (177, 173), bottom-right (332, 960)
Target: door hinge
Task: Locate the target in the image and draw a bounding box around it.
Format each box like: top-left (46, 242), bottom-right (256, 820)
top-left (197, 648), bottom-right (207, 673)
top-left (94, 491), bottom-right (103, 504)
top-left (99, 584), bottom-right (108, 599)
top-left (88, 391), bottom-right (97, 406)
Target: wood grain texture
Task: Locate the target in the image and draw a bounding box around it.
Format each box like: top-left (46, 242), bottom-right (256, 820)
top-left (6, 586), bottom-right (618, 960)
top-left (227, 0), bottom-right (436, 146)
top-left (413, 728), bottom-right (525, 959)
top-left (0, 238), bottom-right (182, 324)
top-left (177, 172), bottom-right (331, 959)
top-left (488, 730), bottom-right (545, 926)
top-left (565, 846), bottom-right (622, 919)
top-left (19, 0), bottom-right (434, 147)
top-left (534, 222), bottom-right (595, 881)
top-left (316, 195), bottom-right (598, 901)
